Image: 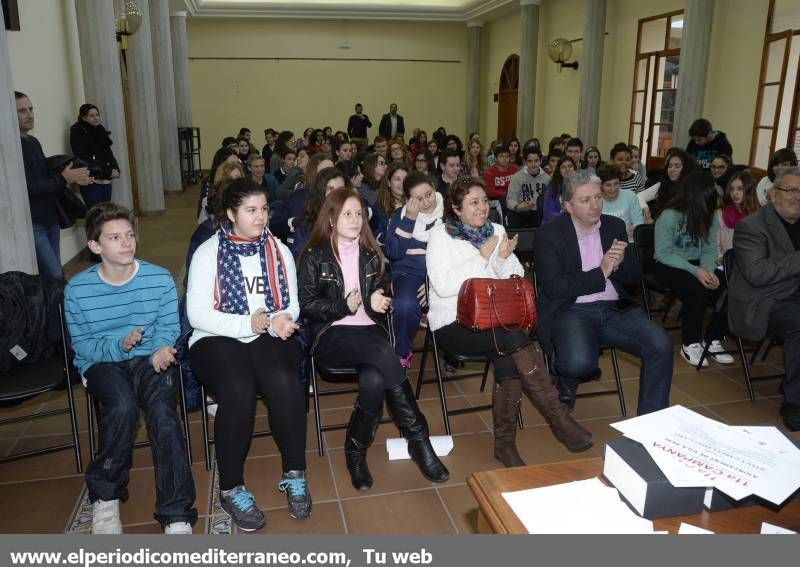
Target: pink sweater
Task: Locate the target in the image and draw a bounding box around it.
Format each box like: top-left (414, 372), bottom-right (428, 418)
top-left (332, 238), bottom-right (374, 326)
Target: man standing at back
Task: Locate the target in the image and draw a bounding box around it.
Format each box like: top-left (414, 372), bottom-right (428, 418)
top-left (729, 167), bottom-right (800, 431)
top-left (347, 103), bottom-right (372, 152)
top-left (378, 103), bottom-right (405, 140)
top-left (686, 118), bottom-right (733, 170)
top-left (534, 170), bottom-right (673, 415)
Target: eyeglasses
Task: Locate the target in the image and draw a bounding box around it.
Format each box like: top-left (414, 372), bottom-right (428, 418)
top-left (773, 186), bottom-right (800, 196)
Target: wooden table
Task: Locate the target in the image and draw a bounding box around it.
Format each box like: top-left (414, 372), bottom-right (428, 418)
top-left (467, 458), bottom-right (800, 534)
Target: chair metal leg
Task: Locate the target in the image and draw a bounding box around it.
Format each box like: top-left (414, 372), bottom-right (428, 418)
top-left (430, 330), bottom-right (452, 436)
top-left (749, 338), bottom-right (765, 366)
top-left (86, 393), bottom-right (99, 461)
top-left (59, 308), bottom-right (83, 473)
top-left (737, 336), bottom-right (757, 402)
top-left (177, 367), bottom-right (192, 466)
top-left (641, 283), bottom-right (653, 320)
top-left (610, 348), bottom-right (627, 417)
top-left (696, 342), bottom-right (711, 371)
top-left (200, 385), bottom-right (211, 471)
top-left (415, 329), bottom-right (431, 400)
top-left (310, 357), bottom-right (325, 456)
top-left (661, 295), bottom-right (675, 323)
top-left (479, 361), bottom-right (490, 393)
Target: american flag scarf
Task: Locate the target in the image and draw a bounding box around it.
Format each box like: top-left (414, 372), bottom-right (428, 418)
top-left (214, 224), bottom-right (290, 315)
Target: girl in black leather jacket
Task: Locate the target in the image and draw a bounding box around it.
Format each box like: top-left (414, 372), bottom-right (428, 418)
top-left (298, 188), bottom-right (449, 491)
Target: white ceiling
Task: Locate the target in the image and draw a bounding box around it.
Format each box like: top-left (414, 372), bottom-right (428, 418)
top-left (170, 0), bottom-right (520, 22)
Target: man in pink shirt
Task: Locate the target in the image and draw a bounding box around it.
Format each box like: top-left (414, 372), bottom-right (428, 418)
top-left (533, 169), bottom-right (673, 415)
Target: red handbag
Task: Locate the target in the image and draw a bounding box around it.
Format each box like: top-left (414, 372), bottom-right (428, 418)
top-left (456, 275), bottom-right (537, 335)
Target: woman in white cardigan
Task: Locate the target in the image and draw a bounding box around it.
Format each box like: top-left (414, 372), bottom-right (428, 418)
top-left (426, 177), bottom-right (592, 469)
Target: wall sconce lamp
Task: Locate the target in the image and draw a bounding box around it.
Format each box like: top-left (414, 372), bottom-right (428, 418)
top-left (114, 0), bottom-right (142, 50)
top-left (548, 38), bottom-right (579, 72)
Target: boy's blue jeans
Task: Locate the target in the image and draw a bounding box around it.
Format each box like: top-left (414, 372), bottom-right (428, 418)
top-left (84, 356), bottom-right (197, 528)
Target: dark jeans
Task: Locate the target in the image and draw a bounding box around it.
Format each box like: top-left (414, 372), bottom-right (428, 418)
top-left (315, 325), bottom-right (406, 414)
top-left (434, 323), bottom-right (530, 382)
top-left (80, 182), bottom-right (113, 210)
top-left (767, 292), bottom-right (800, 406)
top-left (550, 301), bottom-right (673, 415)
top-left (84, 356), bottom-right (197, 527)
top-left (654, 262), bottom-right (727, 346)
top-left (391, 272), bottom-right (425, 357)
top-left (189, 333), bottom-right (306, 491)
top-left (32, 222), bottom-right (63, 279)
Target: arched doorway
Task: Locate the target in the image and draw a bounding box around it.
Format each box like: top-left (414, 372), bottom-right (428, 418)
top-left (497, 54), bottom-right (519, 141)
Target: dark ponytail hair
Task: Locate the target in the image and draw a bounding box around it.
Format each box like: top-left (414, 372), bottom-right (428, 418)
top-left (663, 170), bottom-right (719, 244)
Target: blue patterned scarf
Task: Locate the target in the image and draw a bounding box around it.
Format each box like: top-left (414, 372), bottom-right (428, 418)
top-left (445, 218), bottom-right (494, 249)
top-left (215, 224), bottom-right (290, 314)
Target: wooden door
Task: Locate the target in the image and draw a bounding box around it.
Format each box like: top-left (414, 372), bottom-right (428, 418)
top-left (497, 55), bottom-right (519, 141)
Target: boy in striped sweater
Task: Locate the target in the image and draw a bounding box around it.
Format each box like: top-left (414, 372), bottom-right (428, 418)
top-left (64, 203), bottom-right (197, 535)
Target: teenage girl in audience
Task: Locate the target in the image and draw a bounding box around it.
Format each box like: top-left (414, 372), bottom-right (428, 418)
top-left (709, 154), bottom-right (732, 191)
top-left (297, 128), bottom-right (313, 150)
top-left (464, 140), bottom-right (487, 177)
top-left (285, 154), bottom-right (334, 236)
top-left (544, 148), bottom-right (564, 175)
top-left (187, 177), bottom-right (310, 531)
top-left (506, 136), bottom-right (523, 167)
top-left (376, 163), bottom-right (409, 219)
top-left (541, 157), bottom-right (576, 223)
top-left (410, 131), bottom-right (428, 158)
top-left (199, 160), bottom-right (244, 225)
top-left (199, 148), bottom-right (239, 221)
top-left (413, 150), bottom-right (436, 177)
top-left (638, 148), bottom-right (695, 222)
top-left (389, 139), bottom-right (411, 166)
top-left (277, 147), bottom-right (310, 201)
top-left (269, 131), bottom-right (296, 174)
top-left (427, 139), bottom-right (440, 170)
top-left (299, 188), bottom-right (449, 490)
top-left (292, 167), bottom-right (349, 258)
top-left (584, 146), bottom-right (602, 174)
top-left (444, 135), bottom-right (464, 161)
top-left (756, 148), bottom-right (798, 205)
top-left (609, 143), bottom-right (645, 193)
top-left (359, 153), bottom-right (388, 206)
top-left (385, 172), bottom-right (444, 368)
top-left (716, 170), bottom-right (759, 262)
top-left (426, 176), bottom-right (592, 467)
top-left (654, 171), bottom-right (733, 367)
top-left (629, 145), bottom-right (647, 182)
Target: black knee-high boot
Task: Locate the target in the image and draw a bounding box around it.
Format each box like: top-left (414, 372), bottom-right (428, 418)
top-left (385, 380), bottom-right (449, 482)
top-left (344, 404), bottom-right (381, 491)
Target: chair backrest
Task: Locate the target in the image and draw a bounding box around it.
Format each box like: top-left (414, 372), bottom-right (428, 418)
top-left (633, 223), bottom-right (657, 275)
top-left (536, 193), bottom-right (544, 224)
top-left (722, 248), bottom-right (735, 286)
top-left (506, 227), bottom-right (536, 254)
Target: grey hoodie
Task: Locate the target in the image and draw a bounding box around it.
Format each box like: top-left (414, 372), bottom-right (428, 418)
top-left (507, 168), bottom-right (551, 210)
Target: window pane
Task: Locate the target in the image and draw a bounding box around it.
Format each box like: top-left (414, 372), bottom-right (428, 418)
top-left (766, 39), bottom-right (787, 83)
top-left (662, 55), bottom-right (679, 89)
top-left (668, 16), bottom-right (683, 49)
top-left (640, 18), bottom-right (667, 53)
top-left (759, 84), bottom-right (780, 126)
top-left (656, 90), bottom-right (676, 123)
top-left (754, 128), bottom-right (774, 169)
top-left (652, 123), bottom-right (673, 157)
top-left (771, 0), bottom-right (800, 34)
top-left (634, 92), bottom-right (645, 122)
top-left (636, 58), bottom-right (647, 90)
top-left (632, 124), bottom-right (643, 147)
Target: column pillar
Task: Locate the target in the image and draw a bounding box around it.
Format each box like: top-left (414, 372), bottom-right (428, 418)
top-left (0, 8), bottom-right (37, 274)
top-left (74, 0), bottom-right (133, 210)
top-left (672, 0), bottom-right (714, 149)
top-left (127, 0), bottom-right (165, 214)
top-left (150, 0), bottom-right (182, 193)
top-left (170, 11), bottom-right (193, 129)
top-left (577, 0), bottom-right (607, 147)
top-left (466, 22), bottom-right (483, 138)
top-left (516, 0), bottom-right (540, 141)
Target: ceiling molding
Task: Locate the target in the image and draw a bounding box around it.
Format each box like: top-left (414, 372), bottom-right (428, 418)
top-left (176, 0), bottom-right (517, 22)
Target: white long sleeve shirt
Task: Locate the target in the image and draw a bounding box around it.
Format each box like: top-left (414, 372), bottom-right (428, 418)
top-left (186, 232), bottom-right (299, 347)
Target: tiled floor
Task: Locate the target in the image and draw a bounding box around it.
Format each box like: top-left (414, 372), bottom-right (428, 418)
top-left (0, 187), bottom-right (796, 534)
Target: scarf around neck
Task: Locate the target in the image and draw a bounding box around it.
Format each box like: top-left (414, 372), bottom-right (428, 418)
top-left (445, 217), bottom-right (494, 249)
top-left (401, 191), bottom-right (444, 242)
top-left (722, 203), bottom-right (746, 229)
top-left (214, 223), bottom-right (290, 315)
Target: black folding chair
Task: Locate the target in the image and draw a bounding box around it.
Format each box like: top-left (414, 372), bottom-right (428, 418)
top-left (633, 224), bottom-right (677, 325)
top-left (0, 306), bottom-right (83, 472)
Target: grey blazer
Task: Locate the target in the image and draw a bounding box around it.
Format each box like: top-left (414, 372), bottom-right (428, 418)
top-left (728, 203), bottom-right (800, 340)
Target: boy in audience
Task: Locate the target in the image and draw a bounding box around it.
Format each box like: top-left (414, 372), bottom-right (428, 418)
top-left (372, 136), bottom-right (388, 158)
top-left (249, 154), bottom-right (279, 202)
top-left (335, 140), bottom-right (354, 163)
top-left (262, 128), bottom-right (277, 163)
top-left (64, 203), bottom-right (197, 535)
top-left (236, 136), bottom-right (252, 174)
top-left (484, 143), bottom-right (519, 214)
top-left (687, 118), bottom-right (733, 170)
top-left (274, 147), bottom-right (296, 185)
top-left (546, 148), bottom-right (564, 175)
top-left (437, 148), bottom-right (461, 196)
top-left (565, 137), bottom-right (585, 169)
top-left (507, 147), bottom-right (550, 228)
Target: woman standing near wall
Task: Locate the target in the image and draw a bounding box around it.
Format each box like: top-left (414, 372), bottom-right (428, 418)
top-left (70, 104), bottom-right (120, 209)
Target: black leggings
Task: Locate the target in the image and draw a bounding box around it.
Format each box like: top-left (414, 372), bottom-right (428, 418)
top-left (434, 323), bottom-right (530, 382)
top-left (189, 334), bottom-right (305, 491)
top-left (314, 325), bottom-right (406, 414)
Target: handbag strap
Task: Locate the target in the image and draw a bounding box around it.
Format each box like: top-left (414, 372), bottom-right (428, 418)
top-left (488, 280), bottom-right (528, 333)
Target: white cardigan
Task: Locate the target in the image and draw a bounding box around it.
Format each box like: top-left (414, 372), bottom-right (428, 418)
top-left (186, 233), bottom-right (300, 347)
top-left (425, 223), bottom-right (524, 331)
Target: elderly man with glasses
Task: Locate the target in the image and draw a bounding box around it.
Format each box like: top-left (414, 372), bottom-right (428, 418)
top-left (729, 166), bottom-right (800, 431)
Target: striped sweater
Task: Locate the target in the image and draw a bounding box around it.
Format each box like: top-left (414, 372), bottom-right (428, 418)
top-left (64, 261), bottom-right (180, 376)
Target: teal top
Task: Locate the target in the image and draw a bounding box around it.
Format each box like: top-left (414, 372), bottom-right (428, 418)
top-left (654, 208), bottom-right (719, 274)
top-left (602, 189), bottom-right (644, 229)
top-left (64, 260), bottom-right (180, 376)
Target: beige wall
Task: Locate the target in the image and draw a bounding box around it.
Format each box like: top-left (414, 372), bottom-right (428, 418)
top-left (187, 18), bottom-right (467, 167)
top-left (7, 0), bottom-right (87, 262)
top-left (479, 10), bottom-right (520, 143)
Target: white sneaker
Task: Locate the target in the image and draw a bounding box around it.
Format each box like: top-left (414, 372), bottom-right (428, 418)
top-left (206, 395), bottom-right (218, 417)
top-left (164, 521), bottom-right (192, 534)
top-left (681, 343), bottom-right (708, 367)
top-left (92, 499), bottom-right (122, 534)
top-left (705, 340), bottom-right (734, 364)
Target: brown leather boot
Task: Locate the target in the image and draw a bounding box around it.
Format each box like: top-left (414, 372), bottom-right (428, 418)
top-left (510, 344), bottom-right (593, 451)
top-left (492, 379), bottom-right (526, 467)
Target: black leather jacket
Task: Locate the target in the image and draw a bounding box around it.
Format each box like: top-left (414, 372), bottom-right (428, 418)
top-left (298, 241), bottom-right (391, 354)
